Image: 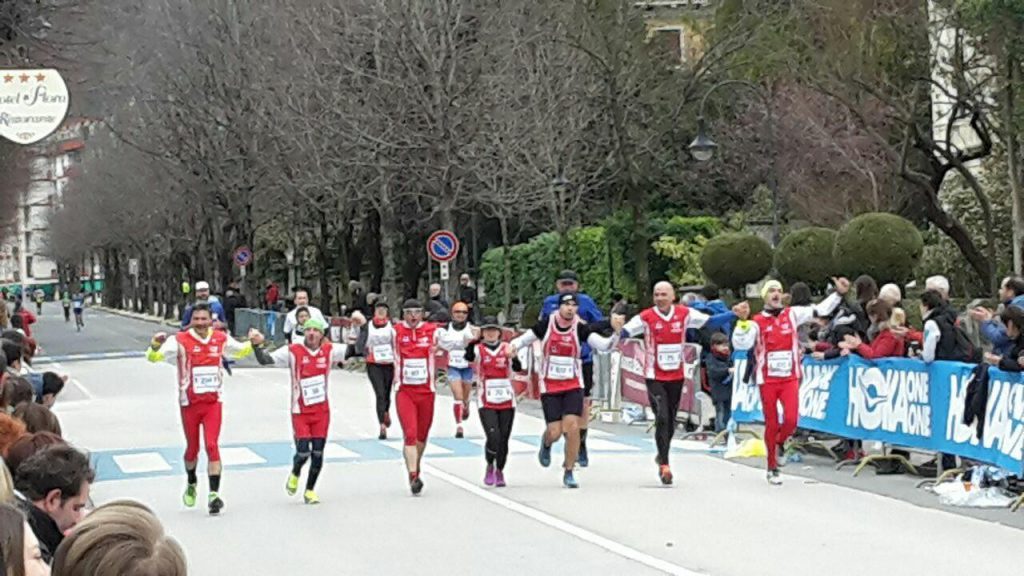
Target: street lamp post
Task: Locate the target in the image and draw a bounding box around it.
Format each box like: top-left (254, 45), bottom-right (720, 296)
top-left (688, 80), bottom-right (783, 247)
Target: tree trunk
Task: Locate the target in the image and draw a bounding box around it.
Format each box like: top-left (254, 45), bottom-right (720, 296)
top-left (317, 212), bottom-right (332, 315)
top-left (366, 210), bottom-right (384, 293)
top-left (918, 176), bottom-right (993, 294)
top-left (1006, 50), bottom-right (1024, 274)
top-left (499, 213), bottom-right (512, 314)
top-left (629, 189), bottom-right (650, 306)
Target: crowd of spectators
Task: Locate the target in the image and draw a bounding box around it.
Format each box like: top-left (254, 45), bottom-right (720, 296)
top-left (0, 297), bottom-right (187, 574)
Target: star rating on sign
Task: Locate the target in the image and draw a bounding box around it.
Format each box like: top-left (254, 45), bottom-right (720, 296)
top-left (2, 74), bottom-right (12, 83)
top-left (34, 73), bottom-right (45, 82)
top-left (19, 74), bottom-right (30, 83)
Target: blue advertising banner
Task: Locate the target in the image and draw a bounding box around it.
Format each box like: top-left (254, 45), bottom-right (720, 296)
top-left (730, 351), bottom-right (1024, 474)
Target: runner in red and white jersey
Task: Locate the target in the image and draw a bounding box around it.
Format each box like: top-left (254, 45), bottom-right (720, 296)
top-left (437, 301), bottom-right (477, 438)
top-left (253, 314), bottom-right (364, 504)
top-left (393, 298), bottom-right (453, 495)
top-left (620, 281), bottom-right (746, 485)
top-left (364, 301), bottom-right (397, 439)
top-left (463, 316), bottom-right (522, 487)
top-left (509, 293), bottom-right (623, 488)
top-left (146, 302), bottom-right (260, 515)
top-left (732, 277), bottom-right (849, 485)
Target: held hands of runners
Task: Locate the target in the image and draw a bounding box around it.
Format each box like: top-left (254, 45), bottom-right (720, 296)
top-left (984, 352), bottom-right (1001, 365)
top-left (350, 310), bottom-right (367, 326)
top-left (248, 328), bottom-right (265, 346)
top-left (151, 332), bottom-right (168, 349)
top-left (831, 277), bottom-right (851, 295)
top-left (970, 307), bottom-right (993, 322)
top-left (732, 301), bottom-right (750, 320)
top-left (470, 326), bottom-right (481, 340)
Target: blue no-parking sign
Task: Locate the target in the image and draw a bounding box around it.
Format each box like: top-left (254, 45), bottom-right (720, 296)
top-left (427, 230), bottom-right (459, 263)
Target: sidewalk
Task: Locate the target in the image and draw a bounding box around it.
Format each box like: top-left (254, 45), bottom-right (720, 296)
top-left (96, 305), bottom-right (180, 328)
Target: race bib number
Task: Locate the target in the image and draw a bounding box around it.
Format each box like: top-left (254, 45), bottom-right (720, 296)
top-left (656, 344), bottom-right (682, 371)
top-left (300, 375), bottom-right (327, 405)
top-left (191, 365), bottom-right (221, 394)
top-left (402, 358), bottom-right (429, 385)
top-left (767, 351), bottom-right (794, 378)
top-left (448, 350), bottom-right (467, 368)
top-left (372, 344), bottom-right (394, 363)
top-left (546, 356), bottom-right (575, 380)
top-left (485, 379), bottom-right (513, 404)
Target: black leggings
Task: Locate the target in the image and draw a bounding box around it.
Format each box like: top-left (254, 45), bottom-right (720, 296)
top-left (293, 437), bottom-right (326, 491)
top-left (646, 380), bottom-right (683, 466)
top-left (479, 408), bottom-right (515, 470)
top-left (367, 363), bottom-right (395, 424)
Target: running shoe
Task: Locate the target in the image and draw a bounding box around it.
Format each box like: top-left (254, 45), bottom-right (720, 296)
top-left (182, 484), bottom-right (197, 508)
top-left (777, 446), bottom-right (788, 468)
top-left (495, 470), bottom-right (506, 488)
top-left (379, 425), bottom-right (387, 440)
top-left (384, 412), bottom-right (392, 428)
top-left (767, 469), bottom-right (782, 486)
top-left (303, 490), bottom-right (320, 505)
top-left (577, 442), bottom-right (589, 468)
top-left (659, 464), bottom-right (673, 486)
top-left (208, 493), bottom-right (225, 515)
top-left (484, 465), bottom-right (496, 487)
top-left (410, 476), bottom-right (424, 496)
top-left (286, 474), bottom-right (299, 496)
top-left (563, 470), bottom-right (579, 489)
top-left (538, 439), bottom-right (552, 468)
top-left (462, 402), bottom-right (471, 421)
top-left (455, 426), bottom-right (464, 439)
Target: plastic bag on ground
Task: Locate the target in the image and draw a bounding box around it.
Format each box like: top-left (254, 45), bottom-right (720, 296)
top-left (933, 478), bottom-right (1015, 508)
top-left (725, 438), bottom-right (767, 460)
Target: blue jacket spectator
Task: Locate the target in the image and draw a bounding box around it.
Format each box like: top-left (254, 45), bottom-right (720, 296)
top-left (540, 270), bottom-right (605, 363)
top-left (977, 277), bottom-right (1024, 356)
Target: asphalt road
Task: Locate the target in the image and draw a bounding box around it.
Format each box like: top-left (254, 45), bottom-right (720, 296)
top-left (27, 308), bottom-right (1024, 576)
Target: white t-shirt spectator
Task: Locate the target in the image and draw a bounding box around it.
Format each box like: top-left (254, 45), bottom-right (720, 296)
top-left (283, 306), bottom-right (327, 335)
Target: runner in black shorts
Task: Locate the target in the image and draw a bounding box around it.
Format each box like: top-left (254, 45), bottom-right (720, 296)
top-left (509, 293), bottom-right (623, 488)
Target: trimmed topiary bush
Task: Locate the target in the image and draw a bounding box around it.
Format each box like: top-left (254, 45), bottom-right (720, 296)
top-left (833, 213), bottom-right (923, 284)
top-left (700, 233), bottom-right (773, 293)
top-left (773, 227), bottom-right (838, 291)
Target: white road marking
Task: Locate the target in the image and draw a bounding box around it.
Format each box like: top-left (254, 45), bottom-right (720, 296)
top-left (324, 443), bottom-right (360, 459)
top-left (384, 439), bottom-right (452, 456)
top-left (423, 463), bottom-right (705, 576)
top-left (219, 447), bottom-right (266, 466)
top-left (583, 438), bottom-right (641, 452)
top-left (113, 452), bottom-right (172, 474)
top-left (468, 438), bottom-right (536, 454)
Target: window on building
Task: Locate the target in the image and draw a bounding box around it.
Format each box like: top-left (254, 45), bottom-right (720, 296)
top-left (652, 27), bottom-right (684, 63)
top-left (23, 232), bottom-right (31, 252)
top-left (26, 256), bottom-right (33, 278)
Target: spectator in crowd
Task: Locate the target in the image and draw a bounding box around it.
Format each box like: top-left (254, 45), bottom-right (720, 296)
top-left (9, 315), bottom-right (25, 337)
top-left (349, 281), bottom-right (368, 317)
top-left (970, 276), bottom-right (1024, 356)
top-left (13, 405), bottom-right (61, 437)
top-left (426, 283), bottom-right (448, 320)
top-left (841, 299), bottom-right (906, 359)
top-left (920, 289), bottom-right (976, 363)
top-left (706, 333), bottom-right (733, 432)
top-left (0, 414), bottom-right (26, 455)
top-left (851, 275), bottom-right (878, 339)
top-left (12, 302), bottom-right (35, 339)
top-left (0, 300), bottom-right (10, 330)
top-left (0, 503), bottom-right (50, 576)
top-left (282, 288), bottom-right (326, 341)
top-left (265, 281), bottom-right (280, 311)
top-left (14, 445), bottom-right (95, 563)
top-left (222, 285), bottom-right (247, 335)
top-left (0, 459), bottom-right (13, 503)
top-left (34, 373), bottom-right (65, 409)
top-left (52, 500), bottom-right (187, 576)
top-left (5, 378), bottom-right (35, 411)
top-left (984, 306), bottom-right (1024, 371)
top-left (787, 282), bottom-right (815, 353)
top-left (5, 434), bottom-right (65, 481)
top-left (180, 281), bottom-right (226, 329)
top-left (457, 275), bottom-right (477, 322)
top-left (878, 283), bottom-right (903, 307)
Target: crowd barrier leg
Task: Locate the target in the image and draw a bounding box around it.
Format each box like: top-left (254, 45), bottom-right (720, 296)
top-left (708, 427), bottom-right (761, 447)
top-left (787, 438), bottom-right (841, 462)
top-left (1011, 494), bottom-right (1024, 512)
top-left (842, 453), bottom-right (919, 478)
top-left (916, 467), bottom-right (963, 489)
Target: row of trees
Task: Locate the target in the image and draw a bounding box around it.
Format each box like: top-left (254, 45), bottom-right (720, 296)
top-left (0, 0), bottom-right (1021, 312)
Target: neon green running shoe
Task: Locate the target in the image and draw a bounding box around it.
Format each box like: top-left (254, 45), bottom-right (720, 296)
top-left (182, 484), bottom-right (197, 508)
top-left (286, 474), bottom-right (299, 496)
top-left (303, 490), bottom-right (320, 505)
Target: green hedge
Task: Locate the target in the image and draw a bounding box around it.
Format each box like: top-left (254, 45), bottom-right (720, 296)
top-left (834, 213), bottom-right (923, 285)
top-left (700, 233), bottom-right (773, 292)
top-left (774, 227), bottom-right (838, 291)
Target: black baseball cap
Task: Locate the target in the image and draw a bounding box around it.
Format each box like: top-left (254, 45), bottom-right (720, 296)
top-left (374, 300), bottom-right (390, 310)
top-left (557, 270), bottom-right (579, 283)
top-left (402, 299), bottom-right (423, 310)
top-left (559, 293), bottom-right (579, 306)
top-left (480, 316), bottom-right (501, 329)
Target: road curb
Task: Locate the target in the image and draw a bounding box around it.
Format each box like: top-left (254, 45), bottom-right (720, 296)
top-left (96, 306), bottom-right (179, 327)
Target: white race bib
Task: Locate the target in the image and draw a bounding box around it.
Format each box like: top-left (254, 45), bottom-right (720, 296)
top-left (484, 379), bottom-right (513, 404)
top-left (372, 344), bottom-right (394, 363)
top-left (767, 351), bottom-right (794, 378)
top-left (191, 365), bottom-right (221, 394)
top-left (656, 344), bottom-right (683, 371)
top-left (300, 375), bottom-right (327, 405)
top-left (402, 358), bottom-right (429, 385)
top-left (546, 356), bottom-right (575, 380)
top-left (448, 350), bottom-right (468, 368)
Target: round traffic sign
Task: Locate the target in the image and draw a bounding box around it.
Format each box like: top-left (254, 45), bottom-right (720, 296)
top-left (233, 246), bottom-right (253, 267)
top-left (427, 230), bottom-right (459, 263)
